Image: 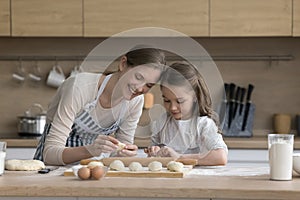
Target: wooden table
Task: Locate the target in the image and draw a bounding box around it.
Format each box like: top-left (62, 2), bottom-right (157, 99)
top-left (0, 166), bottom-right (300, 199)
top-left (3, 136), bottom-right (300, 149)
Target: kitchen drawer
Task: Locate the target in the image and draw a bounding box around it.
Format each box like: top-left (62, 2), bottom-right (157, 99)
top-left (228, 149), bottom-right (300, 167)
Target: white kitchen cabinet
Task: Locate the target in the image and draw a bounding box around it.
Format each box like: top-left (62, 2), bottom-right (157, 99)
top-left (227, 149), bottom-right (268, 167)
top-left (210, 0), bottom-right (292, 36)
top-left (0, 0), bottom-right (10, 36)
top-left (11, 0), bottom-right (83, 37)
top-left (6, 148), bottom-right (36, 160)
top-left (228, 149), bottom-right (300, 167)
top-left (84, 0), bottom-right (209, 37)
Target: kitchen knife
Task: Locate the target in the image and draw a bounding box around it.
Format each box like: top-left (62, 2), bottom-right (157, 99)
top-left (228, 83), bottom-right (236, 128)
top-left (241, 84), bottom-right (254, 131)
top-left (239, 87), bottom-right (246, 115)
top-left (232, 86), bottom-right (241, 119)
top-left (224, 83), bottom-right (229, 103)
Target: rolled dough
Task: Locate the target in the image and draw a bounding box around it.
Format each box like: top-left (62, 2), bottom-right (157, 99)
top-left (5, 159), bottom-right (45, 171)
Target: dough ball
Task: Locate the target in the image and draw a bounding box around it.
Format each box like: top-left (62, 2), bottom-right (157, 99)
top-left (148, 161), bottom-right (162, 172)
top-left (5, 159), bottom-right (45, 171)
top-left (167, 161), bottom-right (184, 172)
top-left (87, 161), bottom-right (104, 169)
top-left (109, 160), bottom-right (125, 171)
top-left (117, 142), bottom-right (126, 151)
top-left (128, 162), bottom-right (143, 171)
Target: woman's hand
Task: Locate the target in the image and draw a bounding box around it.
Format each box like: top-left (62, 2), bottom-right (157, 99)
top-left (156, 146), bottom-right (181, 159)
top-left (85, 135), bottom-right (119, 157)
top-left (117, 144), bottom-right (138, 157)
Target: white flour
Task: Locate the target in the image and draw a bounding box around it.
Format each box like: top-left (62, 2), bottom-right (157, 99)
top-left (187, 166), bottom-right (269, 176)
top-left (269, 143), bottom-right (293, 180)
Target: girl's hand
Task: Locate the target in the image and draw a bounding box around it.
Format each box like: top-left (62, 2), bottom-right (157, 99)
top-left (117, 144), bottom-right (138, 157)
top-left (156, 146), bottom-right (180, 159)
top-left (144, 146), bottom-right (161, 157)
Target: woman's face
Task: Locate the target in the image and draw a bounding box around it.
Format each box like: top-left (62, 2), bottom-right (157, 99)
top-left (161, 84), bottom-right (196, 120)
top-left (119, 65), bottom-right (162, 100)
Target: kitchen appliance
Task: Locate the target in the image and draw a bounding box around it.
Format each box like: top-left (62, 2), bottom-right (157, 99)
top-left (17, 103), bottom-right (46, 136)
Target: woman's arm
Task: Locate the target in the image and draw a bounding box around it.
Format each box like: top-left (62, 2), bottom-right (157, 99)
top-left (62, 135), bottom-right (120, 164)
top-left (43, 74), bottom-right (101, 165)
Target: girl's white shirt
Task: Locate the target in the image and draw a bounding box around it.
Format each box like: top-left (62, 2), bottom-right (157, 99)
top-left (151, 114), bottom-right (228, 155)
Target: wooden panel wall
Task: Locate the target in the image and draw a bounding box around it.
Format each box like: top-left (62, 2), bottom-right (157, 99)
top-left (0, 37), bottom-right (299, 137)
top-left (0, 0), bottom-right (10, 36)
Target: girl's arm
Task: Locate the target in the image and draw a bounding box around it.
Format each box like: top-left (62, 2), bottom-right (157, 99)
top-left (156, 146), bottom-right (227, 166)
top-left (179, 148), bottom-right (227, 166)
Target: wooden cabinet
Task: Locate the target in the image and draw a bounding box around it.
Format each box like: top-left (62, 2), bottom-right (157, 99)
top-left (84, 0), bottom-right (209, 37)
top-left (11, 0), bottom-right (83, 37)
top-left (210, 0), bottom-right (292, 37)
top-left (0, 0), bottom-right (10, 36)
top-left (294, 0), bottom-right (300, 36)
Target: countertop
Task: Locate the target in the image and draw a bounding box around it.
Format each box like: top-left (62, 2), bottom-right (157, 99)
top-left (0, 166), bottom-right (300, 199)
top-left (2, 133), bottom-right (300, 149)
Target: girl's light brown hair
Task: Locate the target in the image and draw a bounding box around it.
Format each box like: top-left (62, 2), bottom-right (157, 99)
top-left (161, 62), bottom-right (222, 133)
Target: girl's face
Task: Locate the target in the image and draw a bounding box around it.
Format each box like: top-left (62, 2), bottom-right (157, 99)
top-left (120, 65), bottom-right (161, 100)
top-left (161, 84), bottom-right (196, 120)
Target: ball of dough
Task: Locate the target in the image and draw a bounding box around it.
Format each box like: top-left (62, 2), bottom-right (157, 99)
top-left (117, 142), bottom-right (126, 151)
top-left (148, 161), bottom-right (162, 172)
top-left (167, 161), bottom-right (184, 172)
top-left (87, 161), bottom-right (104, 169)
top-left (128, 162), bottom-right (143, 171)
top-left (5, 159), bottom-right (45, 171)
top-left (109, 160), bottom-right (125, 171)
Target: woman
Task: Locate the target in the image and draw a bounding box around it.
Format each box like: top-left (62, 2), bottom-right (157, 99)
top-left (146, 62), bottom-right (227, 166)
top-left (34, 47), bottom-right (166, 165)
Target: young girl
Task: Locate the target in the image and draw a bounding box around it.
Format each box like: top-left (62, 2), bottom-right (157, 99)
top-left (146, 62), bottom-right (228, 166)
top-left (34, 47), bottom-right (166, 165)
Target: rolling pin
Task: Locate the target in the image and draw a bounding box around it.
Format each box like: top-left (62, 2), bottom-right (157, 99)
top-left (80, 157), bottom-right (198, 167)
top-left (143, 93), bottom-right (154, 109)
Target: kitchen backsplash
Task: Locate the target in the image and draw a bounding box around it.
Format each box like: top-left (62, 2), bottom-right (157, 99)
top-left (0, 37), bottom-right (299, 137)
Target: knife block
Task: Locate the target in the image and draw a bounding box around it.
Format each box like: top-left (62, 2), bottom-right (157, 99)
top-left (222, 103), bottom-right (255, 137)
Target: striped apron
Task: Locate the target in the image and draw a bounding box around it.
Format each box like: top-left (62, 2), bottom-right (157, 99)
top-left (34, 74), bottom-right (127, 161)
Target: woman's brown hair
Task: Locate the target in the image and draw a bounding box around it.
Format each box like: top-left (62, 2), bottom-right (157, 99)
top-left (104, 46), bottom-right (166, 75)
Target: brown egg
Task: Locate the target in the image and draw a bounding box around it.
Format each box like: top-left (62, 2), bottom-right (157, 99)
top-left (91, 166), bottom-right (106, 180)
top-left (78, 167), bottom-right (91, 180)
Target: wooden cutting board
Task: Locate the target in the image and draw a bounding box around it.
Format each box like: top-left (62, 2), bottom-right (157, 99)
top-left (64, 165), bottom-right (193, 178)
top-left (64, 157), bottom-right (196, 178)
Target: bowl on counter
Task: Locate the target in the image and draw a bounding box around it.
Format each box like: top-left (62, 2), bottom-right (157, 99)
top-left (72, 165), bottom-right (108, 180)
top-left (293, 153), bottom-right (300, 174)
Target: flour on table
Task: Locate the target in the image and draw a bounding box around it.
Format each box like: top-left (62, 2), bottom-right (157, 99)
top-left (187, 166), bottom-right (269, 176)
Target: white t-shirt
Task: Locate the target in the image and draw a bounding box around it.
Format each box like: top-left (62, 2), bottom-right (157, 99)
top-left (151, 114), bottom-right (228, 155)
top-left (43, 72), bottom-right (144, 164)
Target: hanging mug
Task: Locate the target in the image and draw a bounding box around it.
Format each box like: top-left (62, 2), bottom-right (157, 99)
top-left (46, 65), bottom-right (66, 88)
top-left (69, 65), bottom-right (83, 78)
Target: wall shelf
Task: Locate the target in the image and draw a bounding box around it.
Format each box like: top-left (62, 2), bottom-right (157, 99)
top-left (0, 55), bottom-right (294, 62)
